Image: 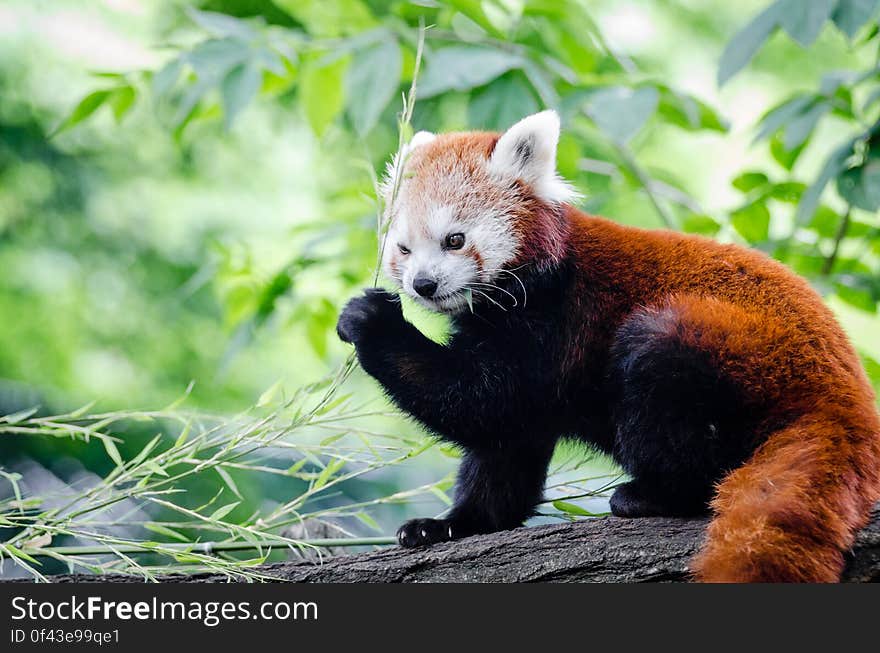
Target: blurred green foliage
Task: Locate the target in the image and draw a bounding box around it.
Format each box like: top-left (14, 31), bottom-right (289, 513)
top-left (1, 0), bottom-right (880, 577)
top-left (3, 0), bottom-right (879, 415)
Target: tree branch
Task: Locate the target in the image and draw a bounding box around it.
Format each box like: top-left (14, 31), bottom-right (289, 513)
top-left (41, 504), bottom-right (880, 583)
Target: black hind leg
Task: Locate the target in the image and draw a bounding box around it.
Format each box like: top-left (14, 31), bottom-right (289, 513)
top-left (609, 302), bottom-right (761, 517)
top-left (610, 480), bottom-right (708, 518)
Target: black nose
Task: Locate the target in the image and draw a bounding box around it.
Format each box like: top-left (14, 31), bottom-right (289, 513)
top-left (413, 277), bottom-right (438, 298)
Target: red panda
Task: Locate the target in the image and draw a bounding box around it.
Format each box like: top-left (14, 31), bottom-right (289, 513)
top-left (336, 110), bottom-right (880, 582)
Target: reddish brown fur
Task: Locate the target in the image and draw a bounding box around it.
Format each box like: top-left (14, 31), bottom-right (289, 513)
top-left (557, 207), bottom-right (880, 582)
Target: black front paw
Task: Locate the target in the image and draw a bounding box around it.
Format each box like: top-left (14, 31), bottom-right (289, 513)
top-left (397, 518), bottom-right (454, 548)
top-left (336, 288), bottom-right (404, 345)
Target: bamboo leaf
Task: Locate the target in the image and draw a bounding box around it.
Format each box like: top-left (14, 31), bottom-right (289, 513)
top-left (102, 438), bottom-right (124, 468)
top-left (552, 500), bottom-right (599, 517)
top-left (209, 501), bottom-right (240, 522)
top-left (312, 458), bottom-right (345, 491)
top-left (144, 523), bottom-right (190, 542)
top-left (216, 466), bottom-right (243, 499)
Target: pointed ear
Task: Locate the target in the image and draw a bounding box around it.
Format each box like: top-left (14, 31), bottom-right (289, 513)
top-left (396, 131), bottom-right (436, 165)
top-left (488, 110), bottom-right (576, 204)
top-left (381, 131), bottom-right (436, 197)
top-left (407, 130), bottom-right (436, 151)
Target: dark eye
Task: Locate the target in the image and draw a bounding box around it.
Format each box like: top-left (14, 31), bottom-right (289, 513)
top-left (398, 243), bottom-right (410, 255)
top-left (444, 233), bottom-right (465, 250)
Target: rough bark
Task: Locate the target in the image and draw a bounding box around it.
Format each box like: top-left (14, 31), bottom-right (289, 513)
top-left (43, 505), bottom-right (880, 583)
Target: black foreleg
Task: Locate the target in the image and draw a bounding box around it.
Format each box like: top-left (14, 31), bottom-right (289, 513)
top-left (337, 288), bottom-right (535, 448)
top-left (397, 441), bottom-right (556, 547)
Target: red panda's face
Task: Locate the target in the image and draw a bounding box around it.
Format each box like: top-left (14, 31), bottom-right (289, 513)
top-left (381, 111), bottom-right (575, 314)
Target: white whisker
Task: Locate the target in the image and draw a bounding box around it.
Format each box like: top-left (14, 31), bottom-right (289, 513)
top-left (466, 282), bottom-right (519, 307)
top-left (481, 267), bottom-right (528, 307)
top-left (466, 287), bottom-right (507, 311)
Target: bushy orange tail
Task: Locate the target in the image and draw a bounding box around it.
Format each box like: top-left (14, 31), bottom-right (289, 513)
top-left (693, 405), bottom-right (880, 582)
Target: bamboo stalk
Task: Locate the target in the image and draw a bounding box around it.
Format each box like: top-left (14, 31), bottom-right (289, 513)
top-left (24, 536), bottom-right (397, 559)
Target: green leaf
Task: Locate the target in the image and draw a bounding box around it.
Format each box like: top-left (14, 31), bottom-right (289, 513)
top-left (4, 544), bottom-right (42, 566)
top-left (770, 134), bottom-right (806, 170)
top-left (171, 76), bottom-right (213, 127)
top-left (861, 352), bottom-right (880, 391)
top-left (834, 275), bottom-right (877, 312)
top-left (209, 501), bottom-right (240, 522)
top-left (109, 85), bottom-right (136, 123)
top-left (732, 171), bottom-right (770, 193)
top-left (1, 407), bottom-right (38, 424)
top-left (468, 72), bottom-right (539, 131)
top-left (287, 459), bottom-right (308, 476)
top-left (778, 0), bottom-right (837, 46)
top-left (837, 160), bottom-right (880, 212)
top-left (819, 70), bottom-right (856, 96)
top-left (418, 46), bottom-right (522, 98)
top-left (144, 461), bottom-right (169, 477)
top-left (221, 61), bottom-right (262, 129)
top-left (446, 0), bottom-right (506, 37)
top-left (355, 512), bottom-right (381, 532)
top-left (173, 421), bottom-right (192, 448)
top-left (807, 205), bottom-right (843, 238)
top-left (256, 379), bottom-right (283, 407)
top-left (306, 316), bottom-right (328, 358)
top-left (755, 95), bottom-right (815, 142)
top-left (144, 523), bottom-right (190, 542)
top-left (857, 22), bottom-right (880, 43)
top-left (187, 8), bottom-right (259, 41)
top-left (52, 89), bottom-right (112, 136)
top-left (718, 2), bottom-right (783, 86)
top-left (682, 214), bottom-right (722, 236)
top-left (300, 55), bottom-right (347, 137)
top-left (129, 434), bottom-right (162, 468)
top-left (275, 0), bottom-right (375, 37)
top-left (345, 39), bottom-right (401, 136)
top-left (216, 466), bottom-right (243, 499)
top-left (552, 500), bottom-right (599, 517)
top-left (864, 87), bottom-right (880, 112)
top-left (783, 100), bottom-right (830, 151)
top-left (731, 201), bottom-right (771, 243)
top-left (319, 433), bottom-right (346, 446)
top-left (312, 458), bottom-right (345, 491)
top-left (584, 86), bottom-right (659, 144)
top-left (186, 38), bottom-right (250, 81)
top-left (102, 438), bottom-right (123, 468)
top-left (796, 137), bottom-right (856, 223)
top-left (152, 58), bottom-right (184, 96)
top-left (521, 60), bottom-right (560, 107)
top-left (832, 0), bottom-right (880, 38)
top-left (313, 391), bottom-right (348, 415)
top-left (769, 181), bottom-right (806, 203)
top-left (657, 87), bottom-right (728, 132)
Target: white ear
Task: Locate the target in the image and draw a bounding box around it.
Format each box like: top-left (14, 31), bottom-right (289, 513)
top-left (488, 110), bottom-right (576, 204)
top-left (408, 130), bottom-right (436, 150)
top-left (397, 131), bottom-right (436, 165)
top-left (381, 130), bottom-right (436, 200)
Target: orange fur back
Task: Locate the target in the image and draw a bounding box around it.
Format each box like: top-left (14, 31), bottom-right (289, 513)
top-left (563, 208), bottom-right (880, 581)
